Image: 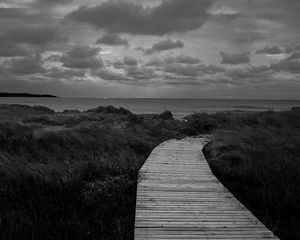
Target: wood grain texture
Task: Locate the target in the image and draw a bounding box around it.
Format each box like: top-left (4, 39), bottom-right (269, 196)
top-left (134, 137), bottom-right (279, 240)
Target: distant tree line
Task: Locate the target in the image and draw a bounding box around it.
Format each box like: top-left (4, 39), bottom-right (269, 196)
top-left (0, 92), bottom-right (57, 98)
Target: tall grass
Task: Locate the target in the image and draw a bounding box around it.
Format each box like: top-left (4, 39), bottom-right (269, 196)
top-left (0, 123), bottom-right (140, 240)
top-left (1, 104), bottom-right (299, 239)
top-left (201, 111), bottom-right (300, 240)
top-left (0, 105), bottom-right (185, 240)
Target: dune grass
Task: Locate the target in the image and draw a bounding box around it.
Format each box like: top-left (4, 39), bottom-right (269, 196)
top-left (200, 110), bottom-right (300, 240)
top-left (0, 104), bottom-right (299, 239)
top-left (0, 104), bottom-right (185, 240)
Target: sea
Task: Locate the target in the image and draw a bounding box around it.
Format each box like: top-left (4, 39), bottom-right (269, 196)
top-left (0, 98), bottom-right (299, 119)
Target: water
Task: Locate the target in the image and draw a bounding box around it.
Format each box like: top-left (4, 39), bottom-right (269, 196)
top-left (0, 97), bottom-right (299, 118)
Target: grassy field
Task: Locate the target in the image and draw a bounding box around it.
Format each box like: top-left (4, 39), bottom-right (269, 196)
top-left (0, 104), bottom-right (299, 239)
top-left (0, 105), bottom-right (185, 240)
top-left (197, 111), bottom-right (300, 240)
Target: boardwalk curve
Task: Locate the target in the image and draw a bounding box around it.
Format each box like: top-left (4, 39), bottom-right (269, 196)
top-left (134, 137), bottom-right (279, 240)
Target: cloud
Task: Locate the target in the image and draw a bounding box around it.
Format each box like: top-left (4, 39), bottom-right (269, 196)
top-left (123, 56), bottom-right (138, 66)
top-left (256, 46), bottom-right (284, 55)
top-left (287, 51), bottom-right (300, 60)
top-left (61, 45), bottom-right (103, 69)
top-left (284, 44), bottom-right (300, 60)
top-left (6, 54), bottom-right (45, 74)
top-left (164, 63), bottom-right (201, 77)
top-left (61, 56), bottom-right (103, 69)
top-left (0, 7), bottom-right (43, 21)
top-left (0, 7), bottom-right (24, 19)
top-left (126, 65), bottom-right (155, 80)
top-left (0, 42), bottom-right (28, 57)
top-left (164, 62), bottom-right (225, 77)
top-left (146, 58), bottom-right (162, 67)
top-left (35, 0), bottom-right (73, 5)
top-left (94, 69), bottom-right (128, 81)
top-left (146, 55), bottom-right (201, 67)
top-left (111, 56), bottom-right (138, 70)
top-left (233, 35), bottom-right (267, 45)
top-left (285, 44), bottom-right (300, 54)
top-left (208, 5), bottom-right (241, 23)
top-left (165, 55), bottom-right (201, 64)
top-left (46, 54), bottom-right (62, 62)
top-left (94, 65), bottom-right (155, 83)
top-left (0, 24), bottom-right (67, 46)
top-left (220, 51), bottom-right (250, 64)
top-left (45, 67), bottom-right (86, 82)
top-left (66, 0), bottom-right (212, 35)
top-left (270, 59), bottom-right (300, 73)
top-left (67, 45), bottom-right (100, 58)
top-left (112, 59), bottom-right (125, 69)
top-left (226, 65), bottom-right (271, 80)
top-left (141, 39), bottom-right (184, 55)
top-left (96, 33), bottom-right (128, 46)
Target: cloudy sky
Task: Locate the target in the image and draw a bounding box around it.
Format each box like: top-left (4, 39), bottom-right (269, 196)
top-left (0, 0), bottom-right (300, 98)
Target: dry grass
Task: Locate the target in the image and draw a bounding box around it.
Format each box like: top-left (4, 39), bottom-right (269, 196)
top-left (1, 104), bottom-right (299, 239)
top-left (201, 111), bottom-right (300, 240)
top-left (0, 105), bottom-right (185, 240)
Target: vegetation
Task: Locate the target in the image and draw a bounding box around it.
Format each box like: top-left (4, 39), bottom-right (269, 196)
top-left (0, 104), bottom-right (299, 240)
top-left (0, 104), bottom-right (185, 240)
top-left (196, 111), bottom-right (300, 240)
top-left (0, 92), bottom-right (57, 97)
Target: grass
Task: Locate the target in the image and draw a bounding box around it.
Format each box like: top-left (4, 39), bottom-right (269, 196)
top-left (0, 104), bottom-right (186, 240)
top-left (200, 110), bottom-right (300, 240)
top-left (0, 104), bottom-right (299, 239)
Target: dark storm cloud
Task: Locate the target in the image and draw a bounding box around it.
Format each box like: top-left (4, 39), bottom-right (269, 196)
top-left (220, 51), bottom-right (250, 64)
top-left (96, 33), bottom-right (128, 46)
top-left (256, 46), bottom-right (284, 55)
top-left (66, 0), bottom-right (212, 35)
top-left (141, 39), bottom-right (184, 55)
top-left (61, 45), bottom-right (103, 69)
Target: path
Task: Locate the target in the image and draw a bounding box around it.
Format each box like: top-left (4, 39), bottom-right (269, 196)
top-left (134, 137), bottom-right (279, 240)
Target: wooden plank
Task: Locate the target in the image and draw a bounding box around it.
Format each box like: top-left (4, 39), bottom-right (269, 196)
top-left (134, 137), bottom-right (279, 240)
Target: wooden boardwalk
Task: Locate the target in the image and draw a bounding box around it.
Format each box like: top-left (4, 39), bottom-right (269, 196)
top-left (134, 137), bottom-right (279, 240)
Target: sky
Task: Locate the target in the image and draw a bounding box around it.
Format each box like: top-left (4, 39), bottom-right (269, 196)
top-left (0, 0), bottom-right (300, 99)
